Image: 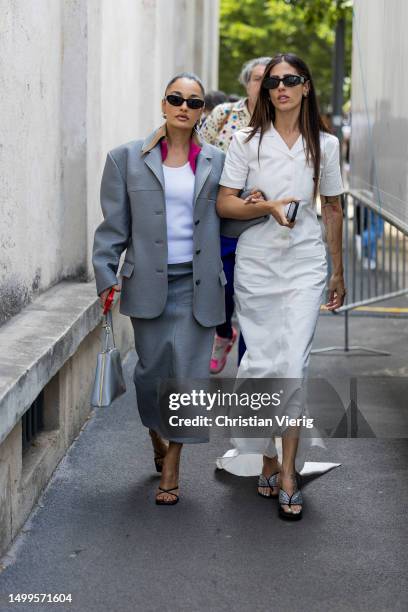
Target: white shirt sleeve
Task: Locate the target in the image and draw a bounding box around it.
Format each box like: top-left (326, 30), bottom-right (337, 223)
top-left (319, 134), bottom-right (344, 196)
top-left (219, 131), bottom-right (249, 189)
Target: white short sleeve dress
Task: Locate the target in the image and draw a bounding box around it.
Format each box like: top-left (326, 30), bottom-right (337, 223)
top-left (216, 123), bottom-right (344, 475)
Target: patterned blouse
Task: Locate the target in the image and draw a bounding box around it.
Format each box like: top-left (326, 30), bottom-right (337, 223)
top-left (200, 98), bottom-right (251, 153)
top-left (200, 98), bottom-right (252, 253)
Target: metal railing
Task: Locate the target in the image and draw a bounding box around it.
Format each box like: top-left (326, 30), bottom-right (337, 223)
top-left (313, 189), bottom-right (408, 356)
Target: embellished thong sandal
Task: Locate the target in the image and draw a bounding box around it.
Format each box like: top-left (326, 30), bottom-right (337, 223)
top-left (155, 486), bottom-right (179, 506)
top-left (278, 487), bottom-right (303, 521)
top-left (257, 473), bottom-right (280, 498)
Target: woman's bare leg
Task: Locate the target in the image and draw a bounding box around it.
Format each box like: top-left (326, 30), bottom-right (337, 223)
top-left (280, 428), bottom-right (301, 513)
top-left (149, 429), bottom-right (168, 468)
top-left (156, 442), bottom-right (182, 503)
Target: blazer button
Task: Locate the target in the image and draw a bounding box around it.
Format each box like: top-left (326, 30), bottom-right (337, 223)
top-left (194, 219), bottom-right (200, 225)
top-left (195, 279), bottom-right (201, 285)
top-left (196, 249), bottom-right (201, 255)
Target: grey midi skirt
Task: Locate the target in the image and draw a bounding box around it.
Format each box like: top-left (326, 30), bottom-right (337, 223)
top-left (130, 262), bottom-right (215, 443)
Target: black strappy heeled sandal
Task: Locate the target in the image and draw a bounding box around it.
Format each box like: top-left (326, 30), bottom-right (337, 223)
top-left (257, 473), bottom-right (280, 498)
top-left (155, 486), bottom-right (179, 506)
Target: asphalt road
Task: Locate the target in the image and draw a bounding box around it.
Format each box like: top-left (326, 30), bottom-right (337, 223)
top-left (0, 306), bottom-right (407, 612)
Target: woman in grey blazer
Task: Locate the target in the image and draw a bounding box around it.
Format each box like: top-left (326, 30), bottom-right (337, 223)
top-left (92, 73), bottom-right (227, 505)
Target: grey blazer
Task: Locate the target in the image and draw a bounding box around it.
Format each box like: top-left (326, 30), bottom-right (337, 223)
top-left (92, 128), bottom-right (227, 327)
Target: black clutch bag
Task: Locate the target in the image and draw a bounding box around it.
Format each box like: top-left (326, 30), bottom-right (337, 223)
top-left (220, 188), bottom-right (268, 239)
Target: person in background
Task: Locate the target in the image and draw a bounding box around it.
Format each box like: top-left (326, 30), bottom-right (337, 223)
top-left (200, 56), bottom-right (271, 374)
top-left (228, 93), bottom-right (241, 103)
top-left (202, 90), bottom-right (228, 120)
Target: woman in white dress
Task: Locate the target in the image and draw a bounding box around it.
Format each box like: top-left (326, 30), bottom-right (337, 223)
top-left (216, 53), bottom-right (346, 520)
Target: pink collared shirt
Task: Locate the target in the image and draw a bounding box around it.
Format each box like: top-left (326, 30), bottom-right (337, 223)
top-left (160, 139), bottom-right (201, 174)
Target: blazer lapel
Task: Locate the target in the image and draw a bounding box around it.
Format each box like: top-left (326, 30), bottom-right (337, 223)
top-left (143, 144), bottom-right (165, 190)
top-left (141, 126), bottom-right (212, 197)
top-left (194, 146), bottom-right (212, 203)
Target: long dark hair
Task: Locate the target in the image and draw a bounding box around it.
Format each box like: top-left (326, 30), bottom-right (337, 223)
top-left (246, 53), bottom-right (330, 199)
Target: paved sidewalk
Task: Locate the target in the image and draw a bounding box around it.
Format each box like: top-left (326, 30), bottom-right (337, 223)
top-left (0, 305), bottom-right (407, 612)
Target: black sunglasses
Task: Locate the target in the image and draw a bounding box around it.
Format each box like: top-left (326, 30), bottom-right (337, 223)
top-left (165, 94), bottom-right (205, 109)
top-left (263, 75), bottom-right (307, 90)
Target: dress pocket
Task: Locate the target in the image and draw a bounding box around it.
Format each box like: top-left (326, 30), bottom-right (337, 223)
top-left (294, 245), bottom-right (326, 259)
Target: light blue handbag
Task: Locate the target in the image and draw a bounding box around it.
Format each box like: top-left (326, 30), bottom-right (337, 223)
top-left (91, 309), bottom-right (126, 407)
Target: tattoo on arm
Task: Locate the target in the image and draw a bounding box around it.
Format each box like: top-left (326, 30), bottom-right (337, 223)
top-left (321, 195), bottom-right (343, 270)
top-left (321, 195), bottom-right (341, 207)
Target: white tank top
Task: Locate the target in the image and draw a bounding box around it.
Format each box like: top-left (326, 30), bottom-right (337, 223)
top-left (162, 162), bottom-right (195, 264)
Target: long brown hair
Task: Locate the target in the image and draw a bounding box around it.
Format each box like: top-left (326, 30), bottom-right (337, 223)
top-left (246, 53), bottom-right (330, 199)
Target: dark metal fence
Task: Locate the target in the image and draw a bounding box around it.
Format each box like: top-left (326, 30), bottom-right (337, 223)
top-left (314, 189), bottom-right (408, 356)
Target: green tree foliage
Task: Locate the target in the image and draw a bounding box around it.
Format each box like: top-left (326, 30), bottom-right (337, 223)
top-left (219, 0), bottom-right (353, 111)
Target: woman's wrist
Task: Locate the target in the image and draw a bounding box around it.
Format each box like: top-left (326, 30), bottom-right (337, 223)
top-left (263, 199), bottom-right (288, 214)
top-left (331, 265), bottom-right (344, 277)
top-left (261, 200), bottom-right (276, 215)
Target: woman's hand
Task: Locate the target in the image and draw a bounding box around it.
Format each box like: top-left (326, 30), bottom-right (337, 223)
top-left (326, 273), bottom-right (346, 311)
top-left (243, 188), bottom-right (265, 204)
top-left (266, 198), bottom-right (299, 228)
top-left (217, 187), bottom-right (294, 222)
top-left (98, 284), bottom-right (121, 309)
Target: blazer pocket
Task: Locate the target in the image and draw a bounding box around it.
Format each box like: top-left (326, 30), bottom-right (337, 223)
top-left (126, 172), bottom-right (162, 192)
top-left (119, 260), bottom-right (135, 278)
top-left (219, 270), bottom-right (227, 286)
